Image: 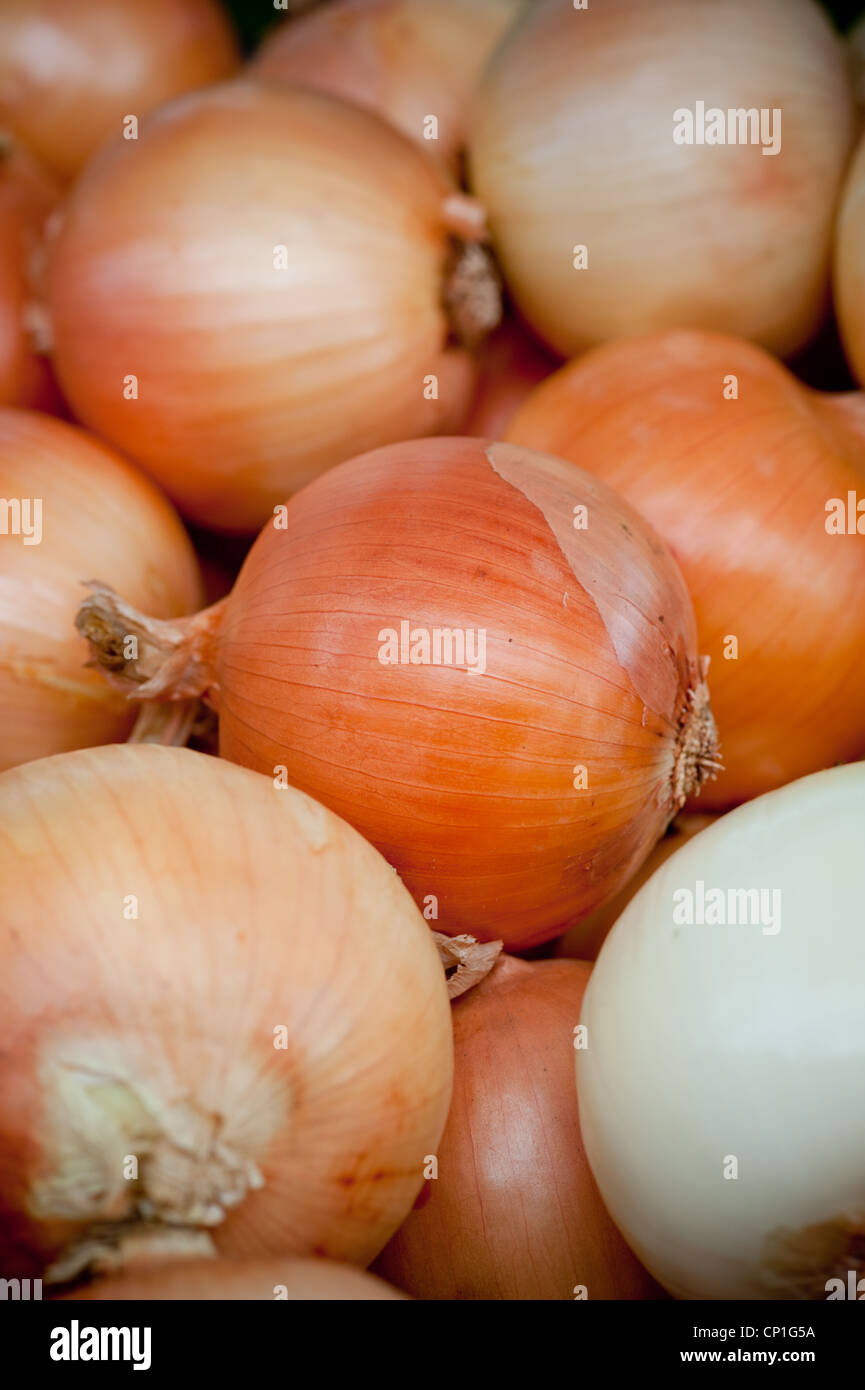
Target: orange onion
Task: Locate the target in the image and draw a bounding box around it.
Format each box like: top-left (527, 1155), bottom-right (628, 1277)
top-left (253, 0), bottom-right (523, 172)
top-left (56, 1256), bottom-right (407, 1301)
top-left (0, 138), bottom-right (61, 411)
top-left (75, 436), bottom-right (719, 950)
top-left (374, 955), bottom-right (664, 1300)
top-left (461, 317), bottom-right (555, 438)
top-left (0, 0), bottom-right (239, 183)
top-left (469, 0), bottom-right (854, 358)
top-left (555, 813), bottom-right (715, 961)
top-left (0, 408), bottom-right (201, 772)
top-left (45, 79), bottom-right (494, 532)
top-left (507, 331), bottom-right (865, 808)
top-left (0, 744), bottom-right (453, 1285)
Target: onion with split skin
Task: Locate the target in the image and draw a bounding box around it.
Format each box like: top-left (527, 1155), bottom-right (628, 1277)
top-left (577, 763), bottom-right (865, 1301)
top-left (507, 330), bottom-right (865, 808)
top-left (469, 0), bottom-right (854, 358)
top-left (74, 435), bottom-right (719, 950)
top-left (253, 0), bottom-right (523, 173)
top-left (0, 408), bottom-right (202, 772)
top-left (0, 744), bottom-right (453, 1285)
top-left (0, 0), bottom-right (240, 183)
top-left (56, 1256), bottom-right (408, 1301)
top-left (45, 80), bottom-right (498, 532)
top-left (374, 955), bottom-right (665, 1300)
top-left (0, 137), bottom-right (61, 412)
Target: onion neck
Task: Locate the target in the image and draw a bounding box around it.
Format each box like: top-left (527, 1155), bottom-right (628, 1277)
top-left (440, 193), bottom-right (502, 348)
top-left (76, 583), bottom-right (224, 710)
top-left (672, 660), bottom-right (722, 807)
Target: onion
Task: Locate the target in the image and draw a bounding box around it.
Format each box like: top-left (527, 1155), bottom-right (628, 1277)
top-left (506, 330), bottom-right (865, 808)
top-left (374, 954), bottom-right (664, 1300)
top-left (0, 138), bottom-right (61, 411)
top-left (0, 743), bottom-right (453, 1284)
top-left (45, 79), bottom-right (495, 532)
top-left (469, 0), bottom-right (853, 358)
top-left (833, 128), bottom-right (865, 385)
top-left (254, 0), bottom-right (522, 172)
top-left (56, 1256), bottom-right (407, 1301)
top-left (0, 408), bottom-right (202, 771)
top-left (0, 0), bottom-right (239, 182)
top-left (577, 762), bottom-right (865, 1300)
top-left (461, 317), bottom-right (555, 438)
top-left (556, 813), bottom-right (715, 961)
top-left (75, 436), bottom-right (719, 950)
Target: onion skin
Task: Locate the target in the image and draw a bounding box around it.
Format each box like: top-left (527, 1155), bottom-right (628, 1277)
top-left (0, 745), bottom-right (453, 1283)
top-left (556, 814), bottom-right (716, 961)
top-left (56, 1257), bottom-right (407, 1301)
top-left (461, 318), bottom-right (555, 438)
top-left (507, 331), bottom-right (865, 808)
top-left (254, 0), bottom-right (522, 172)
top-left (0, 141), bottom-right (61, 411)
top-left (45, 80), bottom-right (479, 532)
top-left (577, 763), bottom-right (865, 1300)
top-left (469, 0), bottom-right (853, 358)
top-left (374, 955), bottom-right (665, 1300)
top-left (0, 0), bottom-right (239, 183)
top-left (0, 408), bottom-right (202, 771)
top-left (208, 436), bottom-right (716, 949)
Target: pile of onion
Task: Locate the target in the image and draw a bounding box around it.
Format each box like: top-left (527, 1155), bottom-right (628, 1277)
top-left (468, 0), bottom-right (853, 357)
top-left (44, 79), bottom-right (497, 531)
top-left (0, 0), bottom-right (239, 182)
top-left (254, 0), bottom-right (523, 172)
top-left (75, 435), bottom-right (719, 949)
top-left (0, 139), bottom-right (61, 411)
top-left (578, 762), bottom-right (865, 1300)
top-left (374, 955), bottom-right (664, 1300)
top-left (506, 330), bottom-right (865, 807)
top-left (57, 1257), bottom-right (406, 1302)
top-left (0, 408), bottom-right (202, 771)
top-left (0, 744), bottom-right (453, 1285)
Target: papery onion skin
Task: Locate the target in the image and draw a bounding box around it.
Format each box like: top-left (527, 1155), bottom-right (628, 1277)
top-left (556, 814), bottom-right (715, 961)
top-left (45, 80), bottom-right (479, 533)
top-left (0, 745), bottom-right (453, 1282)
top-left (56, 1256), bottom-right (408, 1301)
top-left (461, 317), bottom-right (555, 438)
top-left (208, 436), bottom-right (716, 949)
top-left (0, 408), bottom-right (202, 771)
top-left (0, 141), bottom-right (62, 411)
top-left (0, 0), bottom-right (239, 183)
top-left (253, 0), bottom-right (523, 172)
top-left (507, 331), bottom-right (865, 808)
top-left (469, 0), bottom-right (853, 358)
top-left (577, 763), bottom-right (865, 1301)
top-left (374, 954), bottom-right (665, 1300)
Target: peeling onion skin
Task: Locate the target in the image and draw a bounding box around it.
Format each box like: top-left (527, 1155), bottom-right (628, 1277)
top-left (253, 0), bottom-right (523, 173)
top-left (56, 1257), bottom-right (408, 1302)
top-left (0, 142), bottom-right (62, 412)
top-left (469, 0), bottom-right (853, 358)
top-left (0, 409), bottom-right (202, 772)
top-left (0, 0), bottom-right (240, 183)
top-left (0, 745), bottom-right (453, 1283)
top-left (214, 437), bottom-right (716, 949)
top-left (577, 764), bottom-right (865, 1301)
top-left (374, 955), bottom-right (665, 1300)
top-left (45, 80), bottom-right (479, 532)
top-left (507, 331), bottom-right (865, 809)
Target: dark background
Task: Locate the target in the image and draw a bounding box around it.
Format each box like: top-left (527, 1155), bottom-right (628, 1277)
top-left (222, 0), bottom-right (865, 55)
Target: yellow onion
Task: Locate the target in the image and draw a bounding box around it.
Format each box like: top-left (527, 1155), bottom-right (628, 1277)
top-left (254, 0), bottom-right (523, 172)
top-left (0, 744), bottom-right (453, 1284)
top-left (0, 138), bottom-right (61, 411)
top-left (0, 408), bottom-right (202, 771)
top-left (56, 1256), bottom-right (407, 1301)
top-left (45, 79), bottom-right (495, 531)
top-left (0, 0), bottom-right (239, 183)
top-left (469, 0), bottom-right (853, 357)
